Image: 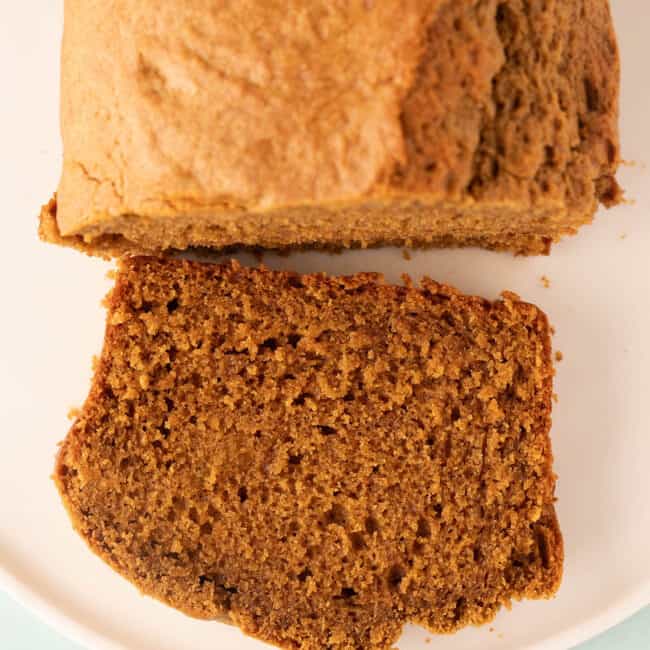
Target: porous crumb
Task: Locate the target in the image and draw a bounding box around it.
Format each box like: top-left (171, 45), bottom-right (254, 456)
top-left (402, 249), bottom-right (412, 261)
top-left (540, 276), bottom-right (551, 289)
top-left (55, 257), bottom-right (563, 650)
top-left (555, 351), bottom-right (563, 362)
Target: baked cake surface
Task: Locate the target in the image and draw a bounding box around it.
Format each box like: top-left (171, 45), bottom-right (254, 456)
top-left (56, 258), bottom-right (562, 649)
top-left (42, 0), bottom-right (620, 256)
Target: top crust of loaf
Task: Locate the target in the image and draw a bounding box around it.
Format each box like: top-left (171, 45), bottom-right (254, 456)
top-left (52, 0), bottom-right (620, 249)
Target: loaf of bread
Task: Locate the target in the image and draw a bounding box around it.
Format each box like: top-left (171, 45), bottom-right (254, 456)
top-left (56, 257), bottom-right (562, 649)
top-left (40, 0), bottom-right (620, 256)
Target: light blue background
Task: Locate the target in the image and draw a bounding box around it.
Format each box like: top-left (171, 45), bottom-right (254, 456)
top-left (1, 589), bottom-right (647, 649)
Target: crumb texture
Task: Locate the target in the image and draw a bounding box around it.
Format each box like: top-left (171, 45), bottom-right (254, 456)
top-left (56, 258), bottom-right (562, 649)
top-left (46, 0), bottom-right (620, 256)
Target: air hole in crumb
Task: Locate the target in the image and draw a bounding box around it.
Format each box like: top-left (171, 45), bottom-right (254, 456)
top-left (119, 458), bottom-right (130, 471)
top-left (325, 504), bottom-right (347, 526)
top-left (288, 454), bottom-right (303, 465)
top-left (293, 393), bottom-right (313, 406)
top-left (365, 516), bottom-right (379, 534)
top-left (349, 532), bottom-right (366, 550)
top-left (167, 509), bottom-right (176, 523)
top-left (442, 312), bottom-right (455, 327)
top-left (340, 587), bottom-right (357, 598)
top-left (416, 518), bottom-right (431, 538)
top-left (343, 392), bottom-right (354, 402)
top-left (473, 546), bottom-right (482, 562)
top-left (388, 565), bottom-right (405, 589)
top-left (254, 430), bottom-right (262, 439)
top-left (200, 522), bottom-right (213, 536)
top-left (536, 531), bottom-right (550, 569)
top-left (260, 338), bottom-right (278, 352)
top-left (287, 277), bottom-right (305, 289)
top-left (433, 504), bottom-right (443, 518)
top-left (152, 440), bottom-right (162, 450)
top-left (496, 2), bottom-right (506, 25)
top-left (453, 597), bottom-right (466, 622)
top-left (207, 504), bottom-right (219, 518)
top-left (287, 334), bottom-right (302, 348)
top-left (451, 407), bottom-right (461, 422)
top-left (198, 575), bottom-right (211, 587)
top-left (166, 298), bottom-right (179, 313)
top-left (164, 397), bottom-right (175, 411)
top-left (238, 486), bottom-right (248, 503)
top-left (297, 568), bottom-right (312, 582)
top-left (317, 425), bottom-right (337, 436)
top-left (189, 507), bottom-right (199, 523)
top-left (584, 77), bottom-right (599, 112)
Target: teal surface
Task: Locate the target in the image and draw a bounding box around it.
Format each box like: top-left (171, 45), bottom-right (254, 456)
top-left (0, 589), bottom-right (647, 649)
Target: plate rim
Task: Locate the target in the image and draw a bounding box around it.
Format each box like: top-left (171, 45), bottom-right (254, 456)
top-left (2, 559), bottom-right (648, 650)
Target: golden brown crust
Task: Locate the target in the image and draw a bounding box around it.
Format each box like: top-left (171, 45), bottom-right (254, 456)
top-left (43, 0), bottom-right (620, 257)
top-left (55, 258), bottom-right (562, 649)
top-left (41, 194), bottom-right (555, 257)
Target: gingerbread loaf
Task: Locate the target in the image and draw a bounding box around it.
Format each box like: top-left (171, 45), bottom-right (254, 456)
top-left (40, 0), bottom-right (620, 257)
top-left (55, 257), bottom-right (562, 649)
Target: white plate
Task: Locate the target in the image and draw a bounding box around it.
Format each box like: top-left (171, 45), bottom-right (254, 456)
top-left (1, 3), bottom-right (649, 649)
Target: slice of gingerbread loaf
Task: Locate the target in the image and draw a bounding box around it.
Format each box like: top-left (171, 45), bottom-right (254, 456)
top-left (56, 257), bottom-right (562, 649)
